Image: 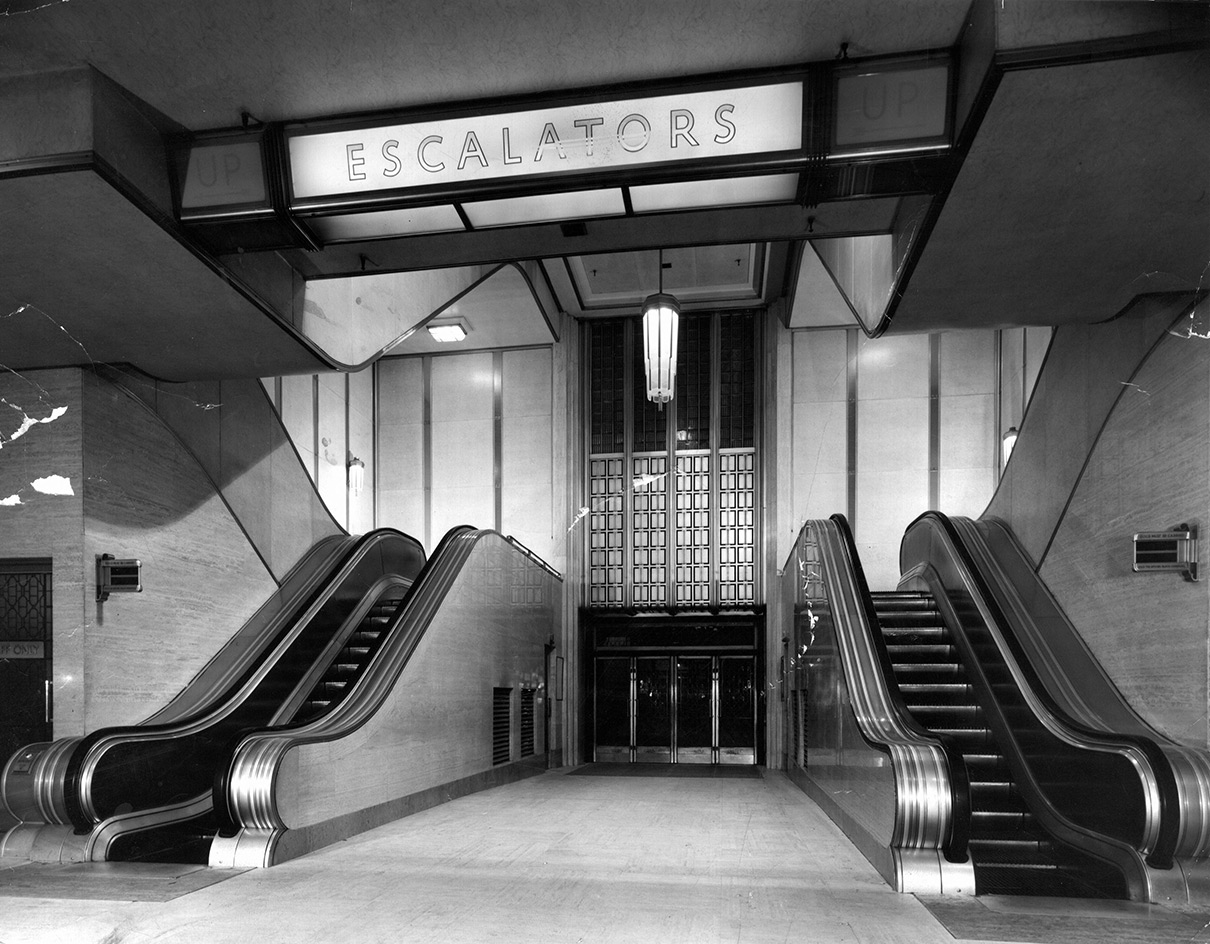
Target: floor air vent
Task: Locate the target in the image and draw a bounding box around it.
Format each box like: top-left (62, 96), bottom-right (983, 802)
top-left (493, 687), bottom-right (512, 765)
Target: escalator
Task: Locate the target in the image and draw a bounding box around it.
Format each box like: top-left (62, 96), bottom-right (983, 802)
top-left (1, 528), bottom-right (426, 864)
top-left (98, 578), bottom-right (415, 863)
top-left (787, 514), bottom-right (1176, 900)
top-left (874, 590), bottom-right (1126, 898)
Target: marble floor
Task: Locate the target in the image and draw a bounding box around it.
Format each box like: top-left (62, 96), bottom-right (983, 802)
top-left (0, 767), bottom-right (1206, 944)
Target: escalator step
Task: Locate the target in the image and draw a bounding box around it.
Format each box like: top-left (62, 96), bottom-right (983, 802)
top-left (885, 644), bottom-right (958, 662)
top-left (898, 683), bottom-right (975, 704)
top-left (878, 613), bottom-right (945, 630)
top-left (870, 592), bottom-right (933, 607)
top-left (891, 663), bottom-right (965, 680)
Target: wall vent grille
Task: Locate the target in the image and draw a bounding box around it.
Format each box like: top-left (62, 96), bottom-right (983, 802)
top-left (520, 688), bottom-right (536, 757)
top-left (492, 687), bottom-right (512, 765)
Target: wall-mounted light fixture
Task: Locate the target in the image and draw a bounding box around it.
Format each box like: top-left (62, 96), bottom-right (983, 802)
top-left (348, 455), bottom-right (366, 497)
top-left (641, 249), bottom-right (680, 405)
top-left (427, 317), bottom-right (470, 343)
top-left (96, 554), bottom-right (142, 603)
top-left (1001, 426), bottom-right (1019, 466)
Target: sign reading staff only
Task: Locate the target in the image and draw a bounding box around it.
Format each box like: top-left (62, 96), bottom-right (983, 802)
top-left (286, 82), bottom-right (804, 202)
top-left (0, 640), bottom-right (44, 659)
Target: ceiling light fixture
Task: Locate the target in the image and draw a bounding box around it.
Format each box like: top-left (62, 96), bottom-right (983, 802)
top-left (641, 250), bottom-right (680, 406)
top-left (427, 317), bottom-right (470, 343)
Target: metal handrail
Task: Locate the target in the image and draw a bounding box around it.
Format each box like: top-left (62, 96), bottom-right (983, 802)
top-left (905, 513), bottom-right (1176, 876)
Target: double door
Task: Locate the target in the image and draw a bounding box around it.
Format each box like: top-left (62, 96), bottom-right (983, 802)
top-left (594, 654), bottom-right (755, 765)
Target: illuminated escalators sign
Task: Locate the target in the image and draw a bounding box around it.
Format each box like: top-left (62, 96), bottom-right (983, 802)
top-left (286, 82), bottom-right (804, 204)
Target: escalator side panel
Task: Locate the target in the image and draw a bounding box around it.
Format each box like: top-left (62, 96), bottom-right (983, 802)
top-left (216, 531), bottom-right (560, 867)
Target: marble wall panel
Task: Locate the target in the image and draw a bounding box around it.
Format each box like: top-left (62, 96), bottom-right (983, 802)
top-left (431, 486), bottom-right (494, 544)
top-left (377, 489), bottom-right (424, 540)
top-left (939, 468), bottom-right (995, 520)
top-left (348, 366), bottom-right (375, 536)
top-left (431, 352), bottom-right (493, 423)
top-left (940, 393), bottom-right (996, 476)
top-left (792, 330), bottom-right (848, 403)
top-left (856, 333), bottom-right (929, 401)
top-left (81, 372), bottom-right (277, 730)
top-left (787, 329), bottom-right (850, 566)
top-left (855, 470), bottom-right (929, 590)
top-left (275, 534), bottom-right (559, 829)
top-left (986, 298), bottom-right (1183, 564)
top-left (280, 374), bottom-right (316, 482)
top-left (316, 372), bottom-right (348, 528)
top-left (1039, 330), bottom-right (1209, 747)
top-left (791, 472), bottom-right (848, 536)
top-left (856, 397), bottom-right (929, 474)
top-left (940, 330), bottom-right (996, 396)
top-left (793, 400), bottom-right (848, 477)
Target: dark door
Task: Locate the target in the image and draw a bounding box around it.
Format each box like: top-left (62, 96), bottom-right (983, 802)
top-left (675, 656), bottom-right (714, 764)
top-left (594, 657), bottom-right (631, 762)
top-left (718, 656), bottom-right (756, 764)
top-left (634, 657), bottom-right (671, 763)
top-left (0, 560), bottom-right (52, 766)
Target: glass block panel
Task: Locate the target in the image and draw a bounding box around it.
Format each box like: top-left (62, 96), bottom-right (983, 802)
top-left (588, 456), bottom-right (625, 606)
top-left (590, 320), bottom-right (626, 455)
top-left (718, 450), bottom-right (756, 604)
top-left (719, 313), bottom-right (756, 449)
top-left (675, 314), bottom-right (711, 451)
top-left (674, 453), bottom-right (711, 606)
top-left (631, 456), bottom-right (668, 606)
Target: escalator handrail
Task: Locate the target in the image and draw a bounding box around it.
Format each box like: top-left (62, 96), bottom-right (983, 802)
top-left (802, 516), bottom-right (970, 864)
top-left (213, 526), bottom-right (551, 836)
top-left (968, 515), bottom-right (1210, 861)
top-left (902, 511), bottom-right (1179, 869)
top-left (61, 528), bottom-right (425, 831)
top-left (74, 572), bottom-right (420, 861)
top-left (826, 515), bottom-right (972, 863)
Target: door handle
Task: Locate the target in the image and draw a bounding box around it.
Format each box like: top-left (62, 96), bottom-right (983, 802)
top-left (44, 679), bottom-right (52, 725)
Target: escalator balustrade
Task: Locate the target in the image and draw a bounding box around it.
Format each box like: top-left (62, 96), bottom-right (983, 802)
top-left (872, 590), bottom-right (1126, 898)
top-left (106, 583), bottom-right (410, 864)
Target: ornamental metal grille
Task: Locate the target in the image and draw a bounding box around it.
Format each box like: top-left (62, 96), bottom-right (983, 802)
top-left (631, 456), bottom-right (668, 607)
top-left (588, 457), bottom-right (625, 606)
top-left (718, 450), bottom-right (756, 604)
top-left (675, 315), bottom-right (711, 451)
top-left (589, 321), bottom-right (626, 455)
top-left (674, 453), bottom-right (711, 606)
top-left (719, 313), bottom-right (756, 449)
top-left (0, 566), bottom-right (50, 641)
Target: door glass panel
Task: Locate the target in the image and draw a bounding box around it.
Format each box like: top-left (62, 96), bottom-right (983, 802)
top-left (676, 656), bottom-right (713, 763)
top-left (719, 656), bottom-right (756, 764)
top-left (595, 657), bottom-right (631, 760)
top-left (634, 657), bottom-right (671, 762)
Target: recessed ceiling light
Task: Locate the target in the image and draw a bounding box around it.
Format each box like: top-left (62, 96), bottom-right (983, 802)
top-left (427, 318), bottom-right (470, 342)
